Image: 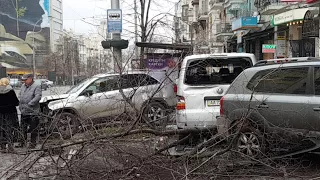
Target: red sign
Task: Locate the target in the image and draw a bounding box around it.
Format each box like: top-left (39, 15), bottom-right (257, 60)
top-left (281, 0), bottom-right (305, 2)
top-left (262, 49), bottom-right (276, 53)
top-left (306, 0), bottom-right (318, 3)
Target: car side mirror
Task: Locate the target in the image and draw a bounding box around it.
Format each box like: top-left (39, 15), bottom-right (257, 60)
top-left (82, 89), bottom-right (93, 97)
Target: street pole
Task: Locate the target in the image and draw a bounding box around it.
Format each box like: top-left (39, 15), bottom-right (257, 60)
top-left (134, 0), bottom-right (138, 60)
top-left (32, 19), bottom-right (42, 78)
top-left (111, 0), bottom-right (122, 73)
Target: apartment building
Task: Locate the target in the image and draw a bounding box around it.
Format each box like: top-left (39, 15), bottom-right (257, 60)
top-left (175, 0), bottom-right (228, 54)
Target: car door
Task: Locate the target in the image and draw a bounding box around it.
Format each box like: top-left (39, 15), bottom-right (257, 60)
top-left (120, 74), bottom-right (155, 113)
top-left (251, 66), bottom-right (312, 130)
top-left (75, 76), bottom-right (122, 120)
top-left (306, 66), bottom-right (320, 132)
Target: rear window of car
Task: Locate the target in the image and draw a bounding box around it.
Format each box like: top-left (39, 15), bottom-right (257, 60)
top-left (184, 57), bottom-right (253, 85)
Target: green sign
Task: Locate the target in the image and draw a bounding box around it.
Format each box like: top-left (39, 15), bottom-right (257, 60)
top-left (262, 44), bottom-right (276, 49)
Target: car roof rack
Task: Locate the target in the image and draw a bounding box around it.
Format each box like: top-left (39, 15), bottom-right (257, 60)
top-left (253, 57), bottom-right (320, 67)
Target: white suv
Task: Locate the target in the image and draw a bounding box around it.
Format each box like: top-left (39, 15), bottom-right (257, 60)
top-left (40, 71), bottom-right (177, 138)
top-left (176, 53), bottom-right (257, 130)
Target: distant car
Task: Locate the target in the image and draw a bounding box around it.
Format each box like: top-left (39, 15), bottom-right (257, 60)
top-left (40, 79), bottom-right (54, 87)
top-left (34, 79), bottom-right (49, 90)
top-left (9, 78), bottom-right (22, 87)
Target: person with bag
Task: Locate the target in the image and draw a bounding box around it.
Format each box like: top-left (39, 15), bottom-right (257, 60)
top-left (19, 74), bottom-right (42, 149)
top-left (0, 78), bottom-right (19, 152)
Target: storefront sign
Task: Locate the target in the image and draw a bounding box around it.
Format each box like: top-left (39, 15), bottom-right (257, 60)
top-left (272, 8), bottom-right (309, 26)
top-left (232, 17), bottom-right (258, 31)
top-left (262, 44), bottom-right (276, 53)
top-left (306, 0), bottom-right (319, 3)
top-left (281, 0), bottom-right (305, 2)
top-left (146, 58), bottom-right (168, 69)
top-left (276, 40), bottom-right (286, 57)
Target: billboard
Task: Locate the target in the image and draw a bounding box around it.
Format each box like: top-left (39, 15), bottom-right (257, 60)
top-left (0, 0), bottom-right (51, 75)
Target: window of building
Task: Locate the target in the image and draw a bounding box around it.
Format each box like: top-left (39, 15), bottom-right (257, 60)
top-left (53, 21), bottom-right (63, 31)
top-left (54, 0), bottom-right (62, 9)
top-left (52, 9), bottom-right (62, 20)
top-left (247, 67), bottom-right (309, 94)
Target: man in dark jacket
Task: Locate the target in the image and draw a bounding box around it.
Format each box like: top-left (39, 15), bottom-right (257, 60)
top-left (19, 74), bottom-right (42, 149)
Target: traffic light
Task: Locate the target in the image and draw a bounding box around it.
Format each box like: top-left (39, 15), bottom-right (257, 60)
top-left (101, 39), bottom-right (129, 49)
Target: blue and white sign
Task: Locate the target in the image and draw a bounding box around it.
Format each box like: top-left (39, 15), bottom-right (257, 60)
top-left (232, 16), bottom-right (258, 31)
top-left (107, 9), bottom-right (122, 33)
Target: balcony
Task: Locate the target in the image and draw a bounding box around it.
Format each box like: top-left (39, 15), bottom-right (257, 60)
top-left (255, 0), bottom-right (288, 15)
top-left (210, 0), bottom-right (224, 10)
top-left (198, 11), bottom-right (209, 21)
top-left (216, 23), bottom-right (233, 37)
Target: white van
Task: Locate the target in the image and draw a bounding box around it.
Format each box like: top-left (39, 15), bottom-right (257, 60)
top-left (176, 53), bottom-right (257, 130)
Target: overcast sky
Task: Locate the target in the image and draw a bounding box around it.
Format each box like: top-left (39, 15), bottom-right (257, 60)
top-left (63, 0), bottom-right (176, 42)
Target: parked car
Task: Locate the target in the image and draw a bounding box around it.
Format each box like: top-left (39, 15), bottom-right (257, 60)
top-left (9, 78), bottom-right (22, 87)
top-left (176, 53), bottom-right (257, 131)
top-left (40, 79), bottom-right (54, 87)
top-left (40, 70), bottom-right (178, 138)
top-left (218, 57), bottom-right (320, 158)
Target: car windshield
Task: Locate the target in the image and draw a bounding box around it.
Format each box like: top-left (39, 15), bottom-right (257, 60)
top-left (65, 78), bottom-right (94, 94)
top-left (184, 57), bottom-right (252, 85)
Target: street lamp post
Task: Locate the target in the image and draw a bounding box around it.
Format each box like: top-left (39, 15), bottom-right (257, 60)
top-left (32, 19), bottom-right (42, 78)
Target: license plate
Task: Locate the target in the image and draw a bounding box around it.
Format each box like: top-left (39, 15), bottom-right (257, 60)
top-left (207, 100), bottom-right (220, 106)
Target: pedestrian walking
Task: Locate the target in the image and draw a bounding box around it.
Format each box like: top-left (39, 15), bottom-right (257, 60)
top-left (19, 74), bottom-right (42, 149)
top-left (0, 78), bottom-right (19, 152)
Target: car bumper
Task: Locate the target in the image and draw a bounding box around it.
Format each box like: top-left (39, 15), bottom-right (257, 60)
top-left (216, 116), bottom-right (230, 137)
top-left (176, 109), bottom-right (219, 129)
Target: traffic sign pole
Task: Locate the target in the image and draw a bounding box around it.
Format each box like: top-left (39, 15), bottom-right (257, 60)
top-left (111, 0), bottom-right (121, 73)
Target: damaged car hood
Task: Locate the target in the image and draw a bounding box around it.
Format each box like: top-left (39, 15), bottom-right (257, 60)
top-left (40, 94), bottom-right (70, 103)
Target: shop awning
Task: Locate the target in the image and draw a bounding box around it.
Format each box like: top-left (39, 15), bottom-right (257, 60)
top-left (243, 22), bottom-right (274, 40)
top-left (272, 8), bottom-right (317, 26)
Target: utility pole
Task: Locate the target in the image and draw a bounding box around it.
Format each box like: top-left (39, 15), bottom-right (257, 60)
top-left (71, 40), bottom-right (74, 86)
top-left (134, 0), bottom-right (138, 59)
top-left (111, 0), bottom-right (122, 73)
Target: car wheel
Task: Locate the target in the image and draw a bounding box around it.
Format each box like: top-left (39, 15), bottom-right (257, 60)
top-left (143, 102), bottom-right (167, 129)
top-left (53, 112), bottom-right (81, 139)
top-left (234, 127), bottom-right (265, 158)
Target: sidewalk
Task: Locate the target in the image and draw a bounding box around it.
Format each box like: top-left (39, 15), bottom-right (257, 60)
top-left (0, 149), bottom-right (57, 180)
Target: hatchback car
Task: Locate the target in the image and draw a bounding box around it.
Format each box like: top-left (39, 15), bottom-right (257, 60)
top-left (40, 71), bottom-right (177, 138)
top-left (218, 57), bottom-right (320, 157)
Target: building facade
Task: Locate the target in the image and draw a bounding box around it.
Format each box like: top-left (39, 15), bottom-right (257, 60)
top-left (175, 0), bottom-right (226, 54)
top-left (176, 0), bottom-right (320, 60)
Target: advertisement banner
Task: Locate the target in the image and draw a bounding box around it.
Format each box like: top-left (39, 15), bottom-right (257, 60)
top-left (276, 40), bottom-right (286, 58)
top-left (147, 58), bottom-right (168, 69)
top-left (0, 0), bottom-right (51, 73)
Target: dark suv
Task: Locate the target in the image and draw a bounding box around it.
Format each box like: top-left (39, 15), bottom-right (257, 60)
top-left (218, 57), bottom-right (320, 157)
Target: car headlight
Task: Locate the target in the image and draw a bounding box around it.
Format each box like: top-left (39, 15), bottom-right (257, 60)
top-left (48, 100), bottom-right (64, 110)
